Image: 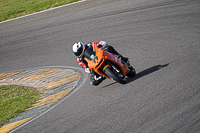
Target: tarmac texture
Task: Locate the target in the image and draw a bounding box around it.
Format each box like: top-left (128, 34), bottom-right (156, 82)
top-left (0, 0), bottom-right (200, 132)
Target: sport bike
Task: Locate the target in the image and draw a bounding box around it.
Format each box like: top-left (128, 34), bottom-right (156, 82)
top-left (84, 45), bottom-right (136, 84)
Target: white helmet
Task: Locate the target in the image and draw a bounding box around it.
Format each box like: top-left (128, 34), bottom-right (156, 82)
top-left (72, 42), bottom-right (85, 57)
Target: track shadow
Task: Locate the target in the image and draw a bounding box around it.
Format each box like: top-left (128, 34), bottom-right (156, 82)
top-left (127, 63), bottom-right (169, 83)
top-left (101, 64), bottom-right (169, 88)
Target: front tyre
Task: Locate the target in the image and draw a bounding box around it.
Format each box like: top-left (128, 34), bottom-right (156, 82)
top-left (104, 67), bottom-right (127, 84)
top-left (127, 66), bottom-right (136, 77)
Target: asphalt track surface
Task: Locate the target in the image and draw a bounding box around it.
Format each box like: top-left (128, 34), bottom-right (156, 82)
top-left (0, 0), bottom-right (200, 132)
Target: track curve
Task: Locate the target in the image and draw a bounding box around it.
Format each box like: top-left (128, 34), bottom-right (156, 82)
top-left (0, 0), bottom-right (200, 132)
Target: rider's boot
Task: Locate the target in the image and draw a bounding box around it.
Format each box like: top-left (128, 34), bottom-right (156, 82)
top-left (118, 54), bottom-right (129, 63)
top-left (107, 46), bottom-right (129, 63)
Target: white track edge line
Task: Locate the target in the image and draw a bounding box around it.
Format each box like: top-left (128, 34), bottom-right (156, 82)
top-left (9, 66), bottom-right (88, 133)
top-left (0, 0), bottom-right (86, 24)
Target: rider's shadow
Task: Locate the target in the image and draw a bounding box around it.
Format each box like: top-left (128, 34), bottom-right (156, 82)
top-left (127, 63), bottom-right (169, 83)
top-left (102, 63), bottom-right (169, 88)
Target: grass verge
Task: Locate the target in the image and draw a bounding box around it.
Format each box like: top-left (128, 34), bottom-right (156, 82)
top-left (0, 0), bottom-right (81, 22)
top-left (0, 85), bottom-right (40, 127)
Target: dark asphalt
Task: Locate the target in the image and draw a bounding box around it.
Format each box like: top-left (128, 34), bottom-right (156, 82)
top-left (0, 0), bottom-right (200, 132)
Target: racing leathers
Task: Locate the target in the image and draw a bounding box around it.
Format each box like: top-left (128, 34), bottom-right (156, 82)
top-left (77, 41), bottom-right (128, 86)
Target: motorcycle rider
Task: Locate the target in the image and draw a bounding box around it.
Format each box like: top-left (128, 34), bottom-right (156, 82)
top-left (72, 41), bottom-right (129, 86)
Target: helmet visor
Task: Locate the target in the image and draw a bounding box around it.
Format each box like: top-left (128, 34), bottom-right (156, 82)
top-left (74, 49), bottom-right (82, 56)
top-left (74, 44), bottom-right (83, 57)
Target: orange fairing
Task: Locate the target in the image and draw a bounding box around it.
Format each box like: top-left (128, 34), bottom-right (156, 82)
top-left (84, 45), bottom-right (130, 79)
top-left (104, 52), bottom-right (130, 77)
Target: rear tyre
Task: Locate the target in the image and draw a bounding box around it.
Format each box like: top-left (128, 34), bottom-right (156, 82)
top-left (104, 67), bottom-right (127, 84)
top-left (127, 66), bottom-right (136, 77)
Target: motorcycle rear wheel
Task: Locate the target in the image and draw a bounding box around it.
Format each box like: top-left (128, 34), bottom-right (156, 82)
top-left (104, 67), bottom-right (127, 84)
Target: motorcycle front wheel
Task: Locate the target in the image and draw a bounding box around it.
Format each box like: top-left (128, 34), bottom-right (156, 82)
top-left (104, 67), bottom-right (127, 84)
top-left (127, 65), bottom-right (136, 77)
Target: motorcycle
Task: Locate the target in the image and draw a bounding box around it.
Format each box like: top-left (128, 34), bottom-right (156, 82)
top-left (84, 45), bottom-right (136, 84)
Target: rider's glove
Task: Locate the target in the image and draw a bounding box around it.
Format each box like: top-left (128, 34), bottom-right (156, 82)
top-left (99, 41), bottom-right (108, 47)
top-left (85, 68), bottom-right (91, 73)
top-left (86, 43), bottom-right (92, 48)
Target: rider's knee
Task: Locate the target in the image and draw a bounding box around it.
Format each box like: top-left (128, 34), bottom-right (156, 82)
top-left (90, 80), bottom-right (99, 86)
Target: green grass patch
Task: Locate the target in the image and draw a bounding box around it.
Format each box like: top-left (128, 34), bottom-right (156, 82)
top-left (0, 0), bottom-right (81, 22)
top-left (0, 85), bottom-right (40, 127)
